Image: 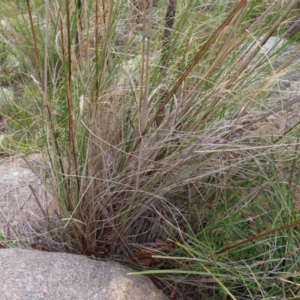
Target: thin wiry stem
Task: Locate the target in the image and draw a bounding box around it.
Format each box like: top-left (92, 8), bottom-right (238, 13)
top-left (26, 0), bottom-right (43, 81)
top-left (125, 0), bottom-right (249, 167)
top-left (66, 0), bottom-right (80, 197)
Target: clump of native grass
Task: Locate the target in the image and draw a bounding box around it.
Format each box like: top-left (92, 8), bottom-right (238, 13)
top-left (1, 0), bottom-right (300, 298)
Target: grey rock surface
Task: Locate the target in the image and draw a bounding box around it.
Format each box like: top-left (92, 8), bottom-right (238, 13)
top-left (0, 87), bottom-right (13, 107)
top-left (0, 249), bottom-right (167, 300)
top-left (0, 155), bottom-right (56, 243)
top-left (0, 156), bottom-right (168, 300)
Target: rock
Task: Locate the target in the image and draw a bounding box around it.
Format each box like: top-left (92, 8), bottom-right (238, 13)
top-left (0, 249), bottom-right (167, 300)
top-left (0, 154), bottom-right (56, 244)
top-left (0, 158), bottom-right (167, 299)
top-left (0, 87), bottom-right (14, 107)
top-left (0, 115), bottom-right (7, 132)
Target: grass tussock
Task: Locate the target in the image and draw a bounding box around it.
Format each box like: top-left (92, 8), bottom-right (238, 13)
top-left (1, 0), bottom-right (300, 298)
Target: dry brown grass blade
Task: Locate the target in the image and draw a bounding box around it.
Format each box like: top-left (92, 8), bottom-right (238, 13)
top-left (139, 0), bottom-right (154, 133)
top-left (28, 185), bottom-right (46, 217)
top-left (184, 1), bottom-right (297, 133)
top-left (42, 0), bottom-right (69, 189)
top-left (26, 0), bottom-right (43, 81)
top-left (65, 0), bottom-right (79, 195)
top-left (125, 0), bottom-right (249, 167)
top-left (155, 0), bottom-right (177, 127)
top-left (240, 97), bottom-right (300, 131)
top-left (233, 1), bottom-right (298, 121)
top-left (215, 218), bottom-right (300, 255)
top-left (162, 0), bottom-right (177, 51)
top-left (71, 3), bottom-right (109, 74)
top-left (275, 118), bottom-right (300, 142)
